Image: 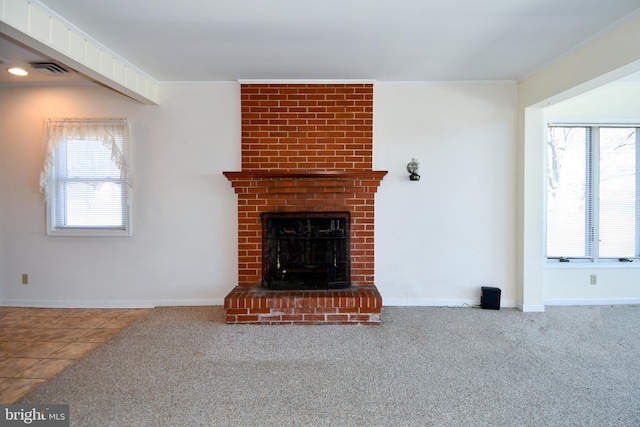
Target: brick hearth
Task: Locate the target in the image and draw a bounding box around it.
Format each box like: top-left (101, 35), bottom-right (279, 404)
top-left (224, 285), bottom-right (382, 325)
top-left (223, 83), bottom-right (386, 325)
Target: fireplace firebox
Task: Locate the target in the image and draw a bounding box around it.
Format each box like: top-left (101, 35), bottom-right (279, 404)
top-left (261, 212), bottom-right (350, 290)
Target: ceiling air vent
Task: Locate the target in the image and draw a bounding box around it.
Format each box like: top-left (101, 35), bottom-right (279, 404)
top-left (29, 61), bottom-right (70, 75)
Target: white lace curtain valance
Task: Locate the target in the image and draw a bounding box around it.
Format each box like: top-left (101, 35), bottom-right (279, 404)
top-left (39, 118), bottom-right (132, 200)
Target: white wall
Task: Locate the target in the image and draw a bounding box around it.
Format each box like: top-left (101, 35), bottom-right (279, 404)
top-left (374, 82), bottom-right (518, 307)
top-left (542, 79), bottom-right (640, 305)
top-left (0, 81), bottom-right (520, 308)
top-left (0, 83), bottom-right (240, 307)
top-left (544, 79), bottom-right (640, 120)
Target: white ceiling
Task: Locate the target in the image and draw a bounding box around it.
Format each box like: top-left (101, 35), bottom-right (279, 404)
top-left (1, 0), bottom-right (640, 85)
top-left (27, 0), bottom-right (640, 83)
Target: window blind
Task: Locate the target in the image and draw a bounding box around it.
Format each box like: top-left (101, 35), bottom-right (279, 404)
top-left (546, 127), bottom-right (588, 257)
top-left (546, 125), bottom-right (639, 260)
top-left (598, 128), bottom-right (637, 258)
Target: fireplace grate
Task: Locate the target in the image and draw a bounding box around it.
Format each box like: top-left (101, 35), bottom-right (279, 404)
top-left (261, 212), bottom-right (350, 290)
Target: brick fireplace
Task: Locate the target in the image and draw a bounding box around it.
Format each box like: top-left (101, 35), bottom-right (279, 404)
top-left (224, 83), bottom-right (386, 324)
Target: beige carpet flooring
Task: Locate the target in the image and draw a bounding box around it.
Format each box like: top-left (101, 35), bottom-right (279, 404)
top-left (16, 305), bottom-right (640, 426)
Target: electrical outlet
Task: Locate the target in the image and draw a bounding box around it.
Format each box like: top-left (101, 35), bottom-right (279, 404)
top-left (590, 274), bottom-right (597, 285)
top-left (22, 274), bottom-right (29, 285)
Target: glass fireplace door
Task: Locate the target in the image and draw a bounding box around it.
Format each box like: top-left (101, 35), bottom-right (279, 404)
top-left (261, 212), bottom-right (350, 290)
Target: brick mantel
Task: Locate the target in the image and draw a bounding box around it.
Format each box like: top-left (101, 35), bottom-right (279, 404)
top-left (223, 170), bottom-right (388, 180)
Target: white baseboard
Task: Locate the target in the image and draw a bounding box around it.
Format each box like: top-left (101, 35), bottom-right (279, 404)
top-left (516, 302), bottom-right (546, 312)
top-left (383, 298), bottom-right (517, 308)
top-left (544, 298), bottom-right (640, 306)
top-left (21, 297), bottom-right (636, 310)
top-left (0, 299), bottom-right (225, 308)
top-left (153, 299), bottom-right (225, 307)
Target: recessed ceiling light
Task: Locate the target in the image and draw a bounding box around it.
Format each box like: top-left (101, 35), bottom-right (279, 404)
top-left (8, 67), bottom-right (28, 76)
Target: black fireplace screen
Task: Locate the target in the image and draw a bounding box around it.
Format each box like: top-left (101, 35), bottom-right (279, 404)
top-left (261, 212), bottom-right (351, 289)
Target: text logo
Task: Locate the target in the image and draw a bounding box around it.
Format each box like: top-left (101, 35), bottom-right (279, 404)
top-left (1, 405), bottom-right (69, 427)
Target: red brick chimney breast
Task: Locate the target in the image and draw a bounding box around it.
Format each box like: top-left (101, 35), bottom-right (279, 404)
top-left (223, 83), bottom-right (386, 324)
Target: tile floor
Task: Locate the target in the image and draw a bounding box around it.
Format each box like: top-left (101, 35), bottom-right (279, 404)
top-left (0, 306), bottom-right (150, 404)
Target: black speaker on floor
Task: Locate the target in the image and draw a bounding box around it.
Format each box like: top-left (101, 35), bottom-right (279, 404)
top-left (481, 286), bottom-right (501, 310)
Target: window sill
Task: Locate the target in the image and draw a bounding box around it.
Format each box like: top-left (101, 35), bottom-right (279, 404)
top-left (47, 228), bottom-right (132, 237)
top-left (545, 260), bottom-right (640, 269)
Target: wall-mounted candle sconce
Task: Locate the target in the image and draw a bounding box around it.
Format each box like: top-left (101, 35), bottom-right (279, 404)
top-left (407, 158), bottom-right (420, 181)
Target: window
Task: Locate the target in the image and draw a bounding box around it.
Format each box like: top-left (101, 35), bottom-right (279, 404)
top-left (39, 119), bottom-right (132, 236)
top-left (546, 125), bottom-right (639, 262)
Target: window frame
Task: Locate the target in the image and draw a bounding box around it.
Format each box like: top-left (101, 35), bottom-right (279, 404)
top-left (43, 119), bottom-right (133, 237)
top-left (545, 122), bottom-right (640, 265)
